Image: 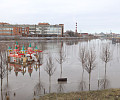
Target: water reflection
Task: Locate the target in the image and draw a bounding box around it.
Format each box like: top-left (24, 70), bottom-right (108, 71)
top-left (65, 39), bottom-right (90, 46)
top-left (34, 66), bottom-right (44, 98)
top-left (1, 51), bottom-right (16, 100)
top-left (79, 71), bottom-right (86, 91)
top-left (34, 52), bottom-right (45, 98)
top-left (57, 81), bottom-right (66, 93)
top-left (65, 40), bottom-right (78, 45)
top-left (8, 63), bottom-right (35, 77)
top-left (99, 75), bottom-right (110, 90)
top-left (78, 45), bottom-right (87, 91)
top-left (0, 48), bottom-right (8, 100)
top-left (98, 44), bottom-right (111, 90)
top-left (4, 60), bottom-right (11, 100)
top-left (56, 42), bottom-right (67, 93)
top-left (0, 39), bottom-right (120, 100)
top-left (44, 53), bottom-right (56, 93)
top-left (56, 42), bottom-right (65, 78)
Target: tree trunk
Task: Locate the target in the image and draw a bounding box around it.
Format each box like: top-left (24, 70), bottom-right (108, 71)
top-left (7, 62), bottom-right (8, 88)
top-left (81, 69), bottom-right (84, 91)
top-left (1, 75), bottom-right (2, 92)
top-left (89, 73), bottom-right (91, 91)
top-left (1, 56), bottom-right (2, 92)
top-left (105, 62), bottom-right (107, 76)
top-left (104, 78), bottom-right (106, 89)
top-left (1, 90), bottom-right (3, 100)
top-left (49, 76), bottom-right (51, 93)
top-left (98, 79), bottom-right (99, 90)
top-left (60, 63), bottom-right (62, 78)
top-left (104, 63), bottom-right (107, 89)
top-left (82, 68), bottom-right (84, 81)
top-left (39, 65), bottom-right (40, 83)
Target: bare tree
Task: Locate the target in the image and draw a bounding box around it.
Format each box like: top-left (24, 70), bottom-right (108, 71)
top-left (79, 46), bottom-right (88, 77)
top-left (79, 70), bottom-right (86, 91)
top-left (101, 44), bottom-right (112, 75)
top-left (56, 47), bottom-right (65, 78)
top-left (99, 75), bottom-right (109, 90)
top-left (0, 46), bottom-right (7, 100)
top-left (78, 46), bottom-right (88, 91)
top-left (38, 52), bottom-right (43, 66)
top-left (57, 82), bottom-right (65, 93)
top-left (4, 54), bottom-right (11, 100)
top-left (56, 43), bottom-right (66, 93)
top-left (84, 48), bottom-right (96, 91)
top-left (34, 82), bottom-right (44, 96)
top-left (0, 50), bottom-right (7, 92)
top-left (65, 30), bottom-right (74, 37)
top-left (44, 54), bottom-right (56, 93)
top-left (99, 44), bottom-right (111, 90)
top-left (34, 52), bottom-right (44, 97)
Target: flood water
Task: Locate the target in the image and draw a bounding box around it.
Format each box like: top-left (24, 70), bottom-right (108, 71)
top-left (0, 39), bottom-right (120, 100)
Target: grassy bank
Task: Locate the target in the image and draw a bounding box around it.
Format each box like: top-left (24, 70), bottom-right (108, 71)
top-left (38, 89), bottom-right (120, 100)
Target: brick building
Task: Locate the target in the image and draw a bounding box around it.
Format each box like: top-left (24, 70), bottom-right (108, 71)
top-left (0, 22), bottom-right (64, 36)
top-left (0, 22), bottom-right (29, 36)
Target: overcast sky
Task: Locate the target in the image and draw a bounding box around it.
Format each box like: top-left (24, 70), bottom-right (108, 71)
top-left (0, 0), bottom-right (120, 33)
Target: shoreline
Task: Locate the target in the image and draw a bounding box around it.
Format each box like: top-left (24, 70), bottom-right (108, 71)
top-left (37, 89), bottom-right (120, 100)
top-left (0, 36), bottom-right (96, 41)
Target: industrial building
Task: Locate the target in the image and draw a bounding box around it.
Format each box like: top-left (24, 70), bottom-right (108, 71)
top-left (0, 22), bottom-right (64, 37)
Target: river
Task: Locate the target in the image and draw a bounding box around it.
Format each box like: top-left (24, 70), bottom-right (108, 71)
top-left (0, 39), bottom-right (120, 100)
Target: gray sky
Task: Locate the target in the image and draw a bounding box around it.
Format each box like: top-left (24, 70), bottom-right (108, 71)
top-left (0, 0), bottom-right (120, 33)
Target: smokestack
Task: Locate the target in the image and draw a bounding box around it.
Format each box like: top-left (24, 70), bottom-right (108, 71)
top-left (75, 22), bottom-right (77, 33)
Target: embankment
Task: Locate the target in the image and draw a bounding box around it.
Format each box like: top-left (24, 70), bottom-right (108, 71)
top-left (37, 89), bottom-right (120, 100)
